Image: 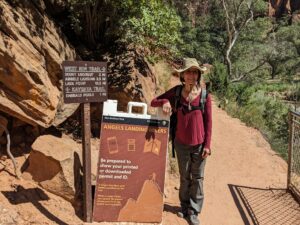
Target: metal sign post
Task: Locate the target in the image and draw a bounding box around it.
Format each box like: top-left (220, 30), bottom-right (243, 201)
top-left (62, 61), bottom-right (107, 222)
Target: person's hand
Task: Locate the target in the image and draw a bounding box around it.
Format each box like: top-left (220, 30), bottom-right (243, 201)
top-left (202, 148), bottom-right (211, 159)
top-left (162, 101), bottom-right (172, 115)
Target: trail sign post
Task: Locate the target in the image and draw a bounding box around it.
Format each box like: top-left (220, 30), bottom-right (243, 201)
top-left (62, 61), bottom-right (107, 222)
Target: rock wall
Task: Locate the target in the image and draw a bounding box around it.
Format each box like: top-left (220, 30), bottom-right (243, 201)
top-left (105, 46), bottom-right (158, 113)
top-left (0, 0), bottom-right (77, 128)
top-left (269, 0), bottom-right (300, 20)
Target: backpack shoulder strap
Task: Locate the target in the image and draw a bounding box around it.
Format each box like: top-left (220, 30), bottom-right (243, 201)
top-left (174, 85), bottom-right (183, 110)
top-left (200, 88), bottom-right (208, 112)
top-left (170, 85), bottom-right (182, 158)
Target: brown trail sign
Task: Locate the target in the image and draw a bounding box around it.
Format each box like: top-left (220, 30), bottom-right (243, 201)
top-left (62, 61), bottom-right (107, 222)
top-left (93, 100), bottom-right (169, 223)
top-left (62, 61), bottom-right (107, 104)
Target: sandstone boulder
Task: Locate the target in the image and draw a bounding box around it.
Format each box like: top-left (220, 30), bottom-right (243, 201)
top-left (0, 0), bottom-right (78, 128)
top-left (80, 138), bottom-right (99, 186)
top-left (23, 134), bottom-right (99, 202)
top-left (23, 135), bottom-right (82, 202)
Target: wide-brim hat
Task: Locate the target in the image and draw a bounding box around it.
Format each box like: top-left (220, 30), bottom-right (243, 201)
top-left (174, 58), bottom-right (207, 74)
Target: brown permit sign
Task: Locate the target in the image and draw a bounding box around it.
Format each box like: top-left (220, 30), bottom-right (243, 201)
top-left (93, 104), bottom-right (169, 223)
top-left (62, 61), bottom-right (107, 103)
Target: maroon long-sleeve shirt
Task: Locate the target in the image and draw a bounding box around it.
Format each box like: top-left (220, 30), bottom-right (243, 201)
top-left (151, 86), bottom-right (212, 150)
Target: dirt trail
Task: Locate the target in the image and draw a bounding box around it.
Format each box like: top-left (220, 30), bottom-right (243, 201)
top-left (0, 76), bottom-right (299, 224)
top-left (162, 76), bottom-right (299, 225)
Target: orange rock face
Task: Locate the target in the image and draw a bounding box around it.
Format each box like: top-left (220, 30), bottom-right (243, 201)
top-left (0, 0), bottom-right (77, 127)
top-left (269, 0), bottom-right (300, 19)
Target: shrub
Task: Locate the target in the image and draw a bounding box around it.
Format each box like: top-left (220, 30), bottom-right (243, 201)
top-left (224, 87), bottom-right (290, 160)
top-left (239, 90), bottom-right (267, 128)
top-left (209, 61), bottom-right (228, 98)
top-left (120, 0), bottom-right (182, 54)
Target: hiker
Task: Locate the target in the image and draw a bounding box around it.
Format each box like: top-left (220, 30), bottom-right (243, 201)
top-left (151, 58), bottom-right (212, 225)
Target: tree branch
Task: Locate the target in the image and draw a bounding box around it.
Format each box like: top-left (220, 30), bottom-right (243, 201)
top-left (235, 0), bottom-right (245, 21)
top-left (230, 60), bottom-right (267, 83)
top-left (239, 0), bottom-right (254, 31)
top-left (221, 0), bottom-right (236, 32)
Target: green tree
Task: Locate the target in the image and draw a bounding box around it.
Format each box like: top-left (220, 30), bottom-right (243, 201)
top-left (220, 0), bottom-right (267, 80)
top-left (272, 21), bottom-right (300, 81)
top-left (120, 0), bottom-right (182, 54)
top-left (173, 0), bottom-right (225, 62)
top-left (68, 0), bottom-right (182, 54)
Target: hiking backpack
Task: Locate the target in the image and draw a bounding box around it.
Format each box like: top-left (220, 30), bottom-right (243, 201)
top-left (170, 85), bottom-right (208, 158)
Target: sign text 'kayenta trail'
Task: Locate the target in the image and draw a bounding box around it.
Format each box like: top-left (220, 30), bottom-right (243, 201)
top-left (62, 61), bottom-right (107, 103)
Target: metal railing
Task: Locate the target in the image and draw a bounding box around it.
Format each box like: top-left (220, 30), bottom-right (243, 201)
top-left (287, 110), bottom-right (300, 202)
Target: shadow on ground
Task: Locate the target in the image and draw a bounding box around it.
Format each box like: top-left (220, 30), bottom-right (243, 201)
top-left (164, 203), bottom-right (181, 214)
top-left (228, 184), bottom-right (300, 225)
top-left (2, 186), bottom-right (68, 225)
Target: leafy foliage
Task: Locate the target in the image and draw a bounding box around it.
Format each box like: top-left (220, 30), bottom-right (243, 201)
top-left (174, 0), bottom-right (225, 62)
top-left (119, 0), bottom-right (182, 54)
top-left (209, 61), bottom-right (228, 97)
top-left (68, 0), bottom-right (182, 54)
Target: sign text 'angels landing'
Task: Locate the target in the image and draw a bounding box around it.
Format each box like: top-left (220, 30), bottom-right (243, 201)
top-left (62, 61), bottom-right (107, 103)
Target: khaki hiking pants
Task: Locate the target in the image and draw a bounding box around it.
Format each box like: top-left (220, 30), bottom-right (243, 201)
top-left (175, 140), bottom-right (206, 215)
